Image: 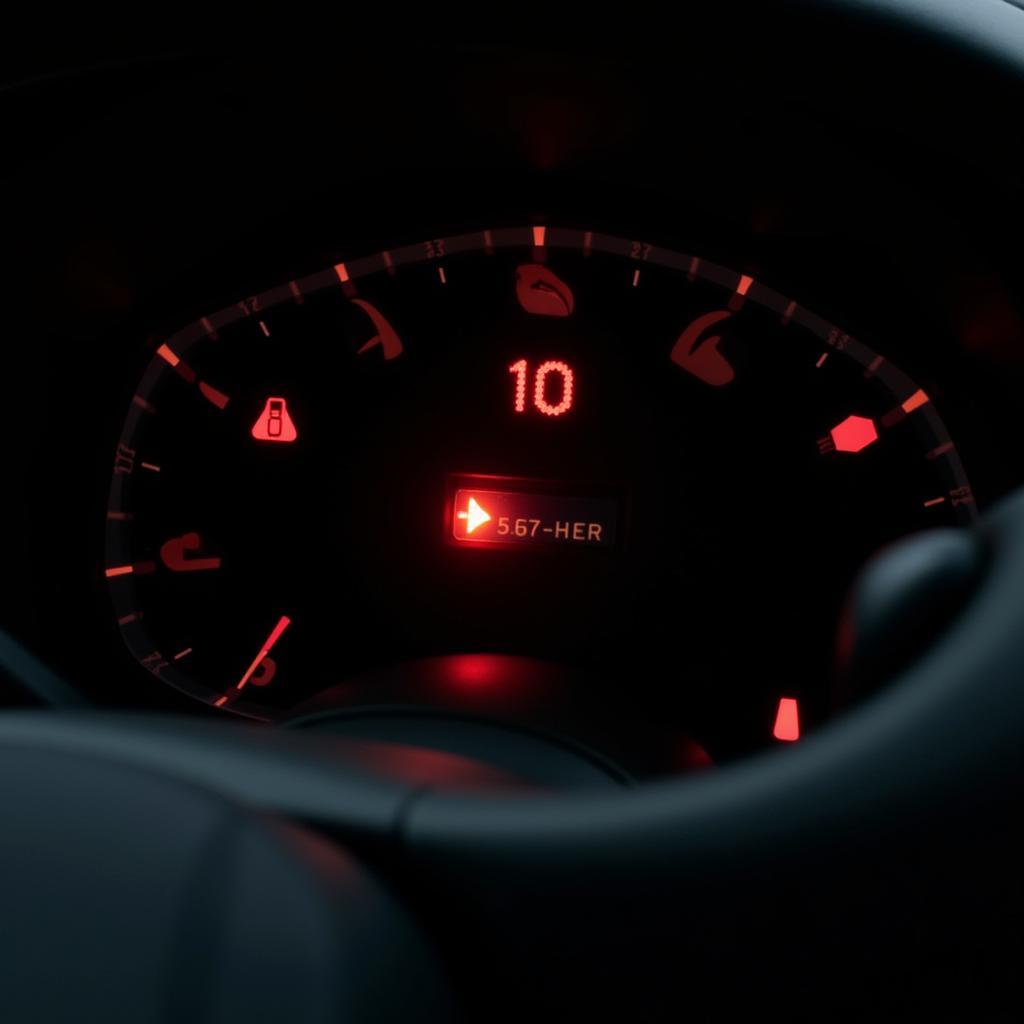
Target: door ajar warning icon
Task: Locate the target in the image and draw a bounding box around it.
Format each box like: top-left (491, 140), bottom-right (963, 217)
top-left (252, 397), bottom-right (298, 442)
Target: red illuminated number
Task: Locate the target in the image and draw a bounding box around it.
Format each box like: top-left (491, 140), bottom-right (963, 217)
top-left (509, 359), bottom-right (528, 413)
top-left (509, 359), bottom-right (575, 417)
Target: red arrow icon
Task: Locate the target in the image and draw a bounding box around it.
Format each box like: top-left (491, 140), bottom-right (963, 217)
top-left (457, 497), bottom-right (492, 535)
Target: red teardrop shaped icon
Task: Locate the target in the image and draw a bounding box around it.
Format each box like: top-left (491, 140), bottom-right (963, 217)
top-left (251, 397), bottom-right (298, 442)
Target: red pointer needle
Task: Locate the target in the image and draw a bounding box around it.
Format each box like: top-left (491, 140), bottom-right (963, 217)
top-left (235, 615), bottom-right (291, 692)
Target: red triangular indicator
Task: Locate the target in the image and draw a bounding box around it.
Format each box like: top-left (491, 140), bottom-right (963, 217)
top-left (252, 397), bottom-right (297, 443)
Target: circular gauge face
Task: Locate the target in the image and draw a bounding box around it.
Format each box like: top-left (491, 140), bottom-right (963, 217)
top-left (106, 226), bottom-right (974, 755)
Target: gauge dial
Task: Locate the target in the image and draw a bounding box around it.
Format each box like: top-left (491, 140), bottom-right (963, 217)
top-left (105, 226), bottom-right (974, 757)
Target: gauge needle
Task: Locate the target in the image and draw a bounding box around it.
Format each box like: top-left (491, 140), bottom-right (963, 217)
top-left (235, 615), bottom-right (291, 692)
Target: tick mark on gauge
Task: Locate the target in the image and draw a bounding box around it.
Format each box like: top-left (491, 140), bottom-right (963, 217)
top-left (156, 343), bottom-right (180, 367)
top-left (258, 320), bottom-right (271, 337)
top-left (140, 462), bottom-right (161, 473)
top-left (632, 269), bottom-right (641, 288)
top-left (815, 353), bottom-right (829, 369)
top-left (334, 262), bottom-right (357, 297)
top-left (199, 381), bottom-right (230, 410)
top-left (132, 394), bottom-right (156, 414)
top-left (173, 647), bottom-right (193, 661)
top-left (782, 300), bottom-right (797, 326)
top-left (729, 274), bottom-right (754, 311)
top-left (438, 266), bottom-right (448, 285)
top-left (200, 316), bottom-right (219, 340)
top-left (864, 355), bottom-right (884, 379)
top-left (927, 441), bottom-right (954, 460)
top-left (924, 496), bottom-right (947, 508)
top-left (155, 344), bottom-right (198, 384)
top-left (902, 388), bottom-right (930, 413)
top-left (532, 225), bottom-right (546, 248)
top-left (105, 564), bottom-right (134, 578)
top-left (288, 281), bottom-right (304, 305)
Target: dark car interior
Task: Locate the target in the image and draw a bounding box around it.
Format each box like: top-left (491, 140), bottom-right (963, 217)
top-left (2, 3), bottom-right (1024, 1019)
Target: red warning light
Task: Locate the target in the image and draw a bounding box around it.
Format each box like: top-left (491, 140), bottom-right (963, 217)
top-left (456, 496), bottom-right (492, 535)
top-left (252, 397), bottom-right (297, 442)
top-left (450, 482), bottom-right (619, 548)
top-left (773, 697), bottom-right (800, 742)
top-left (830, 414), bottom-right (878, 453)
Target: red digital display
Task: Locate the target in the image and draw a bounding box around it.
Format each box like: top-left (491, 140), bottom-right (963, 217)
top-left (509, 358), bottom-right (575, 416)
top-left (450, 480), bottom-right (618, 548)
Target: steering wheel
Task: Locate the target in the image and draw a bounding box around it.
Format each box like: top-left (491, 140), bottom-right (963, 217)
top-left (2, 3), bottom-right (1023, 1020)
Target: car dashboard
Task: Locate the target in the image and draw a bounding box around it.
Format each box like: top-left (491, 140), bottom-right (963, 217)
top-left (4, 10), bottom-right (1024, 1022)
top-left (4, 27), bottom-right (1024, 785)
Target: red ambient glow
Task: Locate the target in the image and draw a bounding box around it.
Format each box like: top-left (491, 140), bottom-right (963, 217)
top-left (456, 496), bottom-right (492, 535)
top-left (515, 264), bottom-right (575, 317)
top-left (252, 397), bottom-right (298, 442)
top-left (830, 415), bottom-right (878, 453)
top-left (773, 697), bottom-right (800, 742)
